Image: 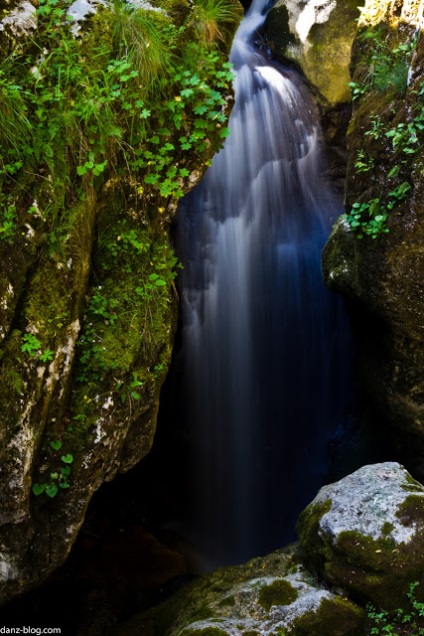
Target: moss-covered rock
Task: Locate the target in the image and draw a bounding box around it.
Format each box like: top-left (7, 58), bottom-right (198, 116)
top-left (263, 0), bottom-right (360, 193)
top-left (0, 0), bottom-right (241, 605)
top-left (116, 546), bottom-right (364, 636)
top-left (322, 0), bottom-right (424, 476)
top-left (257, 578), bottom-right (299, 611)
top-left (264, 0), bottom-right (361, 106)
top-left (297, 462), bottom-right (424, 609)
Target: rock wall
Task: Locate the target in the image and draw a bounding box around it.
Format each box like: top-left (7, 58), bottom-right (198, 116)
top-left (263, 0), bottom-right (361, 192)
top-left (0, 0), bottom-right (241, 604)
top-left (264, 0), bottom-right (361, 106)
top-left (322, 0), bottom-right (424, 476)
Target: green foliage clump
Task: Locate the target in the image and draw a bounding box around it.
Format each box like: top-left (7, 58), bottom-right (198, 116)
top-left (343, 25), bottom-right (423, 239)
top-left (21, 332), bottom-right (54, 362)
top-left (32, 439), bottom-right (74, 498)
top-left (344, 182), bottom-right (412, 239)
top-left (349, 27), bottom-right (416, 101)
top-left (75, 220), bottom-right (180, 383)
top-left (0, 0), bottom-right (240, 495)
top-left (366, 582), bottom-right (424, 635)
top-left (0, 0), bottom-right (237, 243)
top-left (344, 59), bottom-right (423, 238)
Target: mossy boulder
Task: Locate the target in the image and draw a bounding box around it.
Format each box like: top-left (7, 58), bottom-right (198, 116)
top-left (322, 0), bottom-right (424, 476)
top-left (297, 462), bottom-right (424, 609)
top-left (0, 0), bottom-right (241, 605)
top-left (116, 546), bottom-right (364, 636)
top-left (264, 0), bottom-right (361, 106)
top-left (0, 0), bottom-right (37, 54)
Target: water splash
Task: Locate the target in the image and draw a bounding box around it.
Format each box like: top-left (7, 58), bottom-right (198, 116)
top-left (176, 0), bottom-right (351, 567)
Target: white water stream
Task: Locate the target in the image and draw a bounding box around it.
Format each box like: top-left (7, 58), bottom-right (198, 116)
top-left (176, 0), bottom-right (351, 566)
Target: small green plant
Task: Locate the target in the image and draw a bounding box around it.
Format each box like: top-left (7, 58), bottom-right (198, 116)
top-left (354, 149), bottom-right (375, 173)
top-left (21, 333), bottom-right (54, 362)
top-left (364, 115), bottom-right (384, 140)
top-left (0, 204), bottom-right (17, 241)
top-left (344, 198), bottom-right (388, 239)
top-left (349, 81), bottom-right (368, 101)
top-left (387, 182), bottom-right (411, 208)
top-left (21, 333), bottom-right (42, 358)
top-left (366, 582), bottom-right (424, 635)
top-left (116, 372), bottom-right (144, 403)
top-left (32, 440), bottom-right (74, 498)
top-left (345, 180), bottom-right (412, 239)
top-left (386, 122), bottom-right (421, 155)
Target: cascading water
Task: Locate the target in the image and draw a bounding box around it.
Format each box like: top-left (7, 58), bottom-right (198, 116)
top-left (175, 0), bottom-right (352, 567)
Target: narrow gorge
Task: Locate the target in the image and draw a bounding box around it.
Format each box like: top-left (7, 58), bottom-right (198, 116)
top-left (0, 0), bottom-right (423, 633)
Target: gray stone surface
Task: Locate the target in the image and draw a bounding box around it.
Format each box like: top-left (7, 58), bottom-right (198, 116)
top-left (311, 462), bottom-right (423, 544)
top-left (298, 462), bottom-right (424, 608)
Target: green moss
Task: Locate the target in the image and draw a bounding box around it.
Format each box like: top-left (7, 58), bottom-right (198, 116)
top-left (188, 606), bottom-right (216, 623)
top-left (381, 522), bottom-right (394, 537)
top-left (401, 475), bottom-right (424, 493)
top-left (179, 629), bottom-right (229, 636)
top-left (292, 597), bottom-right (364, 636)
top-left (218, 596), bottom-right (235, 607)
top-left (297, 499), bottom-right (332, 569)
top-left (336, 530), bottom-right (396, 570)
top-left (396, 494), bottom-right (424, 525)
top-left (0, 330), bottom-right (25, 421)
top-left (258, 579), bottom-right (298, 612)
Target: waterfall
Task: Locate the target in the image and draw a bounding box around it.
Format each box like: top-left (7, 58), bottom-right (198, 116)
top-left (176, 0), bottom-right (351, 567)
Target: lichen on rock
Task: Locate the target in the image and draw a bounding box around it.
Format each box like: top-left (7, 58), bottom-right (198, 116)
top-left (297, 462), bottom-right (424, 609)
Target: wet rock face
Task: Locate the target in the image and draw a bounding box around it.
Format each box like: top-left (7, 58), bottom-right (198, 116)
top-left (322, 0), bottom-right (424, 475)
top-left (264, 0), bottom-right (361, 105)
top-left (0, 0), bottom-right (241, 605)
top-left (263, 0), bottom-right (359, 195)
top-left (298, 462), bottom-right (424, 609)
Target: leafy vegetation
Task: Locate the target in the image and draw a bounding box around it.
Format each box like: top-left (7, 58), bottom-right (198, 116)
top-left (366, 582), bottom-right (424, 635)
top-left (0, 0), bottom-right (240, 496)
top-left (349, 26), bottom-right (416, 101)
top-left (21, 333), bottom-right (54, 362)
top-left (344, 26), bottom-right (421, 239)
top-left (32, 440), bottom-right (74, 498)
top-left (0, 0), bottom-right (237, 238)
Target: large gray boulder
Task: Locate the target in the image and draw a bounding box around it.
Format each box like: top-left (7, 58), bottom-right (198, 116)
top-left (297, 462), bottom-right (424, 608)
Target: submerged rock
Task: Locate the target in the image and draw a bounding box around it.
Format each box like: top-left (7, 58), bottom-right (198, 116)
top-left (298, 462), bottom-right (424, 608)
